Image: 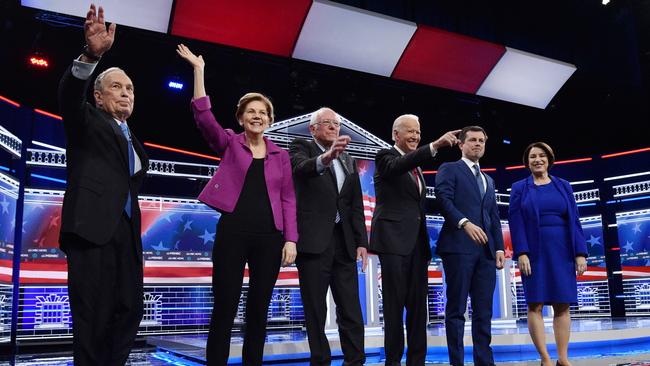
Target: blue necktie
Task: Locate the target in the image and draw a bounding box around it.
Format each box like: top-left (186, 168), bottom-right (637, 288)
top-left (119, 123), bottom-right (135, 217)
top-left (474, 164), bottom-right (485, 198)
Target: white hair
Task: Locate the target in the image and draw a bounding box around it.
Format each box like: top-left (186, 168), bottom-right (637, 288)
top-left (94, 67), bottom-right (127, 91)
top-left (309, 107), bottom-right (341, 126)
top-left (391, 114), bottom-right (419, 141)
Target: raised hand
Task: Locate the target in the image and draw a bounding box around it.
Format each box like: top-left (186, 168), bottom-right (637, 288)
top-left (431, 129), bottom-right (461, 150)
top-left (176, 44), bottom-right (205, 70)
top-left (84, 4), bottom-right (116, 58)
top-left (321, 135), bottom-right (351, 165)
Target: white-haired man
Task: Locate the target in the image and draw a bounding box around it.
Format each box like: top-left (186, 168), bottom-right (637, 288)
top-left (58, 5), bottom-right (148, 365)
top-left (290, 107), bottom-right (368, 365)
top-left (370, 114), bottom-right (458, 365)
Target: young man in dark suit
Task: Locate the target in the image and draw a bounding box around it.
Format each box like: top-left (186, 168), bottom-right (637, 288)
top-left (290, 107), bottom-right (368, 365)
top-left (58, 5), bottom-right (148, 365)
top-left (370, 114), bottom-right (458, 365)
top-left (434, 126), bottom-right (505, 366)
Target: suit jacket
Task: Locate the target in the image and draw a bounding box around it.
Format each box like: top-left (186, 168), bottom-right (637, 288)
top-left (369, 145), bottom-right (432, 258)
top-left (191, 96), bottom-right (298, 242)
top-left (58, 66), bottom-right (149, 248)
top-left (508, 175), bottom-right (588, 259)
top-left (434, 159), bottom-right (504, 257)
top-left (289, 138), bottom-right (368, 259)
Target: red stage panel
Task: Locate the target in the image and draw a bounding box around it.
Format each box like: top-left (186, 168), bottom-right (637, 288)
top-left (171, 0), bottom-right (312, 57)
top-left (392, 26), bottom-right (506, 94)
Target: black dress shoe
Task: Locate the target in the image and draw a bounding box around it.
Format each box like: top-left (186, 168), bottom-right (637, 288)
top-left (556, 361), bottom-right (569, 366)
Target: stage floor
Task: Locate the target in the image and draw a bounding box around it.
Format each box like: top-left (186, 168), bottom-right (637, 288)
top-left (144, 317), bottom-right (650, 365)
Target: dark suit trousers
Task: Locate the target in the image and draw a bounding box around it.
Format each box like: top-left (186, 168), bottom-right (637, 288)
top-left (441, 249), bottom-right (496, 366)
top-left (378, 236), bottom-right (429, 366)
top-left (206, 222), bottom-right (284, 366)
top-left (296, 224), bottom-right (365, 366)
top-left (63, 213), bottom-right (143, 366)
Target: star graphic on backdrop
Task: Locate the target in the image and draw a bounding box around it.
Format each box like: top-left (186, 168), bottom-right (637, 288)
top-left (358, 166), bottom-right (367, 176)
top-left (587, 235), bottom-right (602, 247)
top-left (623, 240), bottom-right (635, 253)
top-left (22, 220), bottom-right (28, 233)
top-left (505, 248), bottom-right (513, 258)
top-left (633, 223), bottom-right (642, 234)
top-left (160, 212), bottom-right (174, 223)
top-left (174, 240), bottom-right (180, 250)
top-left (152, 241), bottom-right (168, 251)
top-left (199, 229), bottom-right (215, 245)
top-left (33, 237), bottom-right (46, 248)
top-left (183, 220), bottom-right (193, 232)
top-left (48, 214), bottom-right (60, 229)
top-left (0, 196), bottom-right (9, 214)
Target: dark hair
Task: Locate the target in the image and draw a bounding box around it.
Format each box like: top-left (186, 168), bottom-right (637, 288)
top-left (459, 126), bottom-right (487, 142)
top-left (523, 142), bottom-right (555, 169)
top-left (235, 92), bottom-right (275, 124)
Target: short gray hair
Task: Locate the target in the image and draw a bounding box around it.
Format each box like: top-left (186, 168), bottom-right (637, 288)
top-left (391, 114), bottom-right (419, 141)
top-left (309, 107), bottom-right (340, 126)
top-left (93, 67), bottom-right (126, 91)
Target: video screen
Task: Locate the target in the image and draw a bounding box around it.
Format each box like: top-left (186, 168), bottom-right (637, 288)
top-left (617, 209), bottom-right (650, 275)
top-left (0, 173), bottom-right (17, 281)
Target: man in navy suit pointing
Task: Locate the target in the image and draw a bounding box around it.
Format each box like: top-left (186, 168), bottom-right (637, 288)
top-left (435, 126), bottom-right (505, 366)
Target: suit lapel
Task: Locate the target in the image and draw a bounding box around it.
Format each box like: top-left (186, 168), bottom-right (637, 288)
top-left (311, 140), bottom-right (339, 194)
top-left (459, 160), bottom-right (482, 199)
top-left (104, 113), bottom-right (130, 174)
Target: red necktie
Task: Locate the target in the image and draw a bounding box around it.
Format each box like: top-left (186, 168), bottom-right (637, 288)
top-left (412, 169), bottom-right (421, 193)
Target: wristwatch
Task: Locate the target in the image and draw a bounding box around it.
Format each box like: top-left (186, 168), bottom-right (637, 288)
top-left (82, 45), bottom-right (101, 62)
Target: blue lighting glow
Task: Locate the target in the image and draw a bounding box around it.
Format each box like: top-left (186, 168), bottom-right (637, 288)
top-left (502, 139), bottom-right (511, 144)
top-left (31, 173), bottom-right (66, 184)
top-left (168, 81), bottom-right (184, 90)
top-left (607, 195), bottom-right (650, 204)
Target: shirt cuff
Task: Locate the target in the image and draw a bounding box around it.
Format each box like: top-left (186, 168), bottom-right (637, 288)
top-left (429, 142), bottom-right (438, 157)
top-left (316, 155), bottom-right (327, 174)
top-left (458, 218), bottom-right (468, 229)
top-left (496, 250), bottom-right (504, 254)
top-left (71, 57), bottom-right (98, 80)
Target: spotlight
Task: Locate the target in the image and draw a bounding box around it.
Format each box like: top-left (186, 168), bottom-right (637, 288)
top-left (503, 139), bottom-right (511, 145)
top-left (602, 0), bottom-right (610, 4)
top-left (28, 54), bottom-right (49, 68)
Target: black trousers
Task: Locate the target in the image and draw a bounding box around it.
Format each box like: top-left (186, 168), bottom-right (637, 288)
top-left (206, 221), bottom-right (284, 366)
top-left (296, 224), bottom-right (365, 366)
top-left (63, 214), bottom-right (143, 366)
top-left (378, 238), bottom-right (429, 366)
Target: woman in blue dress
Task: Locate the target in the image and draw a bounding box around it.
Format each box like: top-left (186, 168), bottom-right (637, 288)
top-left (508, 142), bottom-right (588, 366)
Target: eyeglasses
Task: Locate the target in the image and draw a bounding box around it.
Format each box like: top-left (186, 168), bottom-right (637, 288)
top-left (317, 119), bottom-right (341, 128)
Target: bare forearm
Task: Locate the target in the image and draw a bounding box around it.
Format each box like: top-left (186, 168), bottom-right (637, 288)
top-left (193, 67), bottom-right (206, 99)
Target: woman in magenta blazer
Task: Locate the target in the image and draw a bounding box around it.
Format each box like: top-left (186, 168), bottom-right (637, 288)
top-left (508, 142), bottom-right (587, 366)
top-left (177, 44), bottom-right (297, 366)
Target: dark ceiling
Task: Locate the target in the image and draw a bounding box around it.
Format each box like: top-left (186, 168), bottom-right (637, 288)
top-left (1, 0), bottom-right (649, 168)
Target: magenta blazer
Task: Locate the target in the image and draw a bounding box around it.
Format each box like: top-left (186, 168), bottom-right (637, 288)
top-left (192, 96), bottom-right (298, 243)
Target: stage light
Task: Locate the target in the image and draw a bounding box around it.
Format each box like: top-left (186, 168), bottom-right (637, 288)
top-left (602, 0), bottom-right (610, 5)
top-left (28, 55), bottom-right (49, 68)
top-left (168, 81), bottom-right (184, 90)
top-left (502, 139), bottom-right (511, 144)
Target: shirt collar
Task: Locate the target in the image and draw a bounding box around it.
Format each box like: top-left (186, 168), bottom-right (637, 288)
top-left (461, 157), bottom-right (480, 170)
top-left (314, 139), bottom-right (327, 152)
top-left (393, 145), bottom-right (406, 156)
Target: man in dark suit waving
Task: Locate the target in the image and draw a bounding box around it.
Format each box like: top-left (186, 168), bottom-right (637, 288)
top-left (434, 126), bottom-right (505, 366)
top-left (58, 5), bottom-right (148, 365)
top-left (290, 107), bottom-right (368, 365)
top-left (370, 114), bottom-right (459, 365)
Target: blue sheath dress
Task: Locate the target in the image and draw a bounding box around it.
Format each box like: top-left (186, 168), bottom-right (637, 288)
top-left (522, 182), bottom-right (578, 304)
